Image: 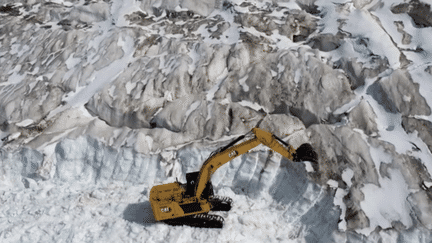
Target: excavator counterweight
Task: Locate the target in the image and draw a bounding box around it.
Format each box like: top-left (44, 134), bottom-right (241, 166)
top-left (149, 127), bottom-right (318, 228)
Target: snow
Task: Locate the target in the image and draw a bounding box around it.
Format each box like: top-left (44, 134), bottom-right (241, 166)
top-left (47, 0), bottom-right (73, 7)
top-left (270, 29), bottom-right (300, 50)
top-left (3, 136), bottom-right (329, 241)
top-left (294, 69), bottom-right (301, 84)
top-left (65, 53), bottom-right (81, 70)
top-left (238, 75), bottom-right (249, 92)
top-left (344, 9), bottom-right (401, 68)
top-left (358, 169), bottom-right (413, 235)
top-left (2, 65), bottom-right (25, 87)
top-left (238, 100), bottom-right (269, 113)
top-left (2, 0), bottom-right (432, 241)
top-left (409, 65), bottom-right (432, 121)
top-left (334, 187), bottom-right (348, 231)
top-left (15, 119), bottom-right (34, 127)
top-left (206, 68), bottom-right (228, 101)
top-left (64, 35), bottom-right (135, 107)
top-left (184, 100), bottom-right (201, 119)
top-left (277, 1), bottom-right (301, 11)
top-left (303, 162), bottom-right (314, 172)
top-left (327, 179), bottom-right (338, 188)
top-left (315, 0), bottom-right (345, 35)
top-left (193, 7), bottom-right (240, 45)
top-left (341, 168), bottom-right (354, 187)
top-left (125, 81), bottom-right (136, 95)
top-left (187, 43), bottom-right (200, 75)
top-left (110, 0), bottom-right (142, 27)
top-left (8, 132), bottom-right (21, 140)
top-left (107, 86), bottom-right (116, 99)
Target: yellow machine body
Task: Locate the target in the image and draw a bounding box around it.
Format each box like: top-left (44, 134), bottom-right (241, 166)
top-left (150, 182), bottom-right (212, 221)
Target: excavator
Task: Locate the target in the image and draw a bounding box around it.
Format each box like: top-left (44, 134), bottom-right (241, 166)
top-left (149, 127), bottom-right (318, 228)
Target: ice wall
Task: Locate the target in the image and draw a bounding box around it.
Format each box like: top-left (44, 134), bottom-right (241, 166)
top-left (1, 135), bottom-right (340, 242)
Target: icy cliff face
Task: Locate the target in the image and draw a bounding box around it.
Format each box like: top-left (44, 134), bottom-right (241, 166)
top-left (1, 0), bottom-right (432, 242)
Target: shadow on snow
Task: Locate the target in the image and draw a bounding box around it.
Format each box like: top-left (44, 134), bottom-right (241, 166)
top-left (123, 201), bottom-right (157, 226)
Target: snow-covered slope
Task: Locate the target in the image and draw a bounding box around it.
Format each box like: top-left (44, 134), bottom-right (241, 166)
top-left (1, 0), bottom-right (432, 242)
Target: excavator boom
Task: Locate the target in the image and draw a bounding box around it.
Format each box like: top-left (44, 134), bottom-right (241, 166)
top-left (194, 128), bottom-right (296, 200)
top-left (149, 127), bottom-right (317, 228)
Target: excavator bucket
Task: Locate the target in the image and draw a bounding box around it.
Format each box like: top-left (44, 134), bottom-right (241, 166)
top-left (293, 143), bottom-right (318, 163)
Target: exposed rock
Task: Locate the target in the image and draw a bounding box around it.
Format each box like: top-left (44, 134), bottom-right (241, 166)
top-left (174, 0), bottom-right (221, 16)
top-left (226, 102), bottom-right (264, 134)
top-left (85, 94), bottom-right (156, 129)
top-left (150, 94), bottom-right (203, 133)
top-left (0, 1), bottom-right (332, 137)
top-left (227, 43), bottom-right (251, 77)
top-left (370, 138), bottom-right (431, 189)
top-left (137, 0), bottom-right (220, 17)
top-left (307, 33), bottom-right (342, 52)
top-left (69, 2), bottom-right (109, 23)
top-left (0, 79), bottom-right (63, 126)
top-left (309, 123), bottom-right (432, 231)
top-left (203, 102), bottom-right (264, 140)
top-left (308, 125), bottom-right (379, 185)
top-left (334, 58), bottom-right (365, 90)
top-left (344, 186), bottom-right (370, 230)
top-left (391, 0), bottom-right (432, 28)
top-left (296, 0), bottom-right (320, 15)
top-left (234, 8), bottom-right (318, 41)
top-left (349, 99), bottom-right (378, 135)
top-left (297, 55), bottom-right (354, 123)
top-left (120, 41), bottom-right (355, 133)
top-left (402, 116), bottom-right (432, 153)
top-left (367, 69), bottom-right (431, 116)
top-left (258, 114), bottom-right (309, 149)
top-left (394, 21), bottom-right (412, 45)
top-left (408, 191), bottom-right (432, 229)
top-left (367, 81), bottom-right (398, 113)
top-left (425, 66), bottom-right (432, 76)
top-left (308, 125), bottom-right (378, 229)
top-left (234, 12), bottom-right (279, 36)
top-left (0, 4), bottom-right (21, 17)
top-left (236, 48), bottom-right (355, 127)
top-left (390, 2), bottom-right (410, 14)
top-left (125, 11), bottom-right (155, 26)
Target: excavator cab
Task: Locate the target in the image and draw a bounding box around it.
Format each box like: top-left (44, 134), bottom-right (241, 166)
top-left (150, 127), bottom-right (317, 228)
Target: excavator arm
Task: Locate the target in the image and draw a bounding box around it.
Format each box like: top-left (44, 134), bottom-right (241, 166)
top-left (194, 128), bottom-right (297, 200)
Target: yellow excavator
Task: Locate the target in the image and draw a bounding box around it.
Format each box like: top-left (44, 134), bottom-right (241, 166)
top-left (149, 127), bottom-right (318, 228)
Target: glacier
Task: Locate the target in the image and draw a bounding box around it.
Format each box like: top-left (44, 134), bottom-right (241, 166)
top-left (1, 0), bottom-right (432, 242)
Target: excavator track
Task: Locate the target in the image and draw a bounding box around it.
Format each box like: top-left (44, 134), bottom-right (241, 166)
top-left (164, 214), bottom-right (224, 228)
top-left (208, 195), bottom-right (233, 211)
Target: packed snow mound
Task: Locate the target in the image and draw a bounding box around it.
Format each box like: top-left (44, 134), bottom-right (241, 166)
top-left (2, 0), bottom-right (432, 242)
